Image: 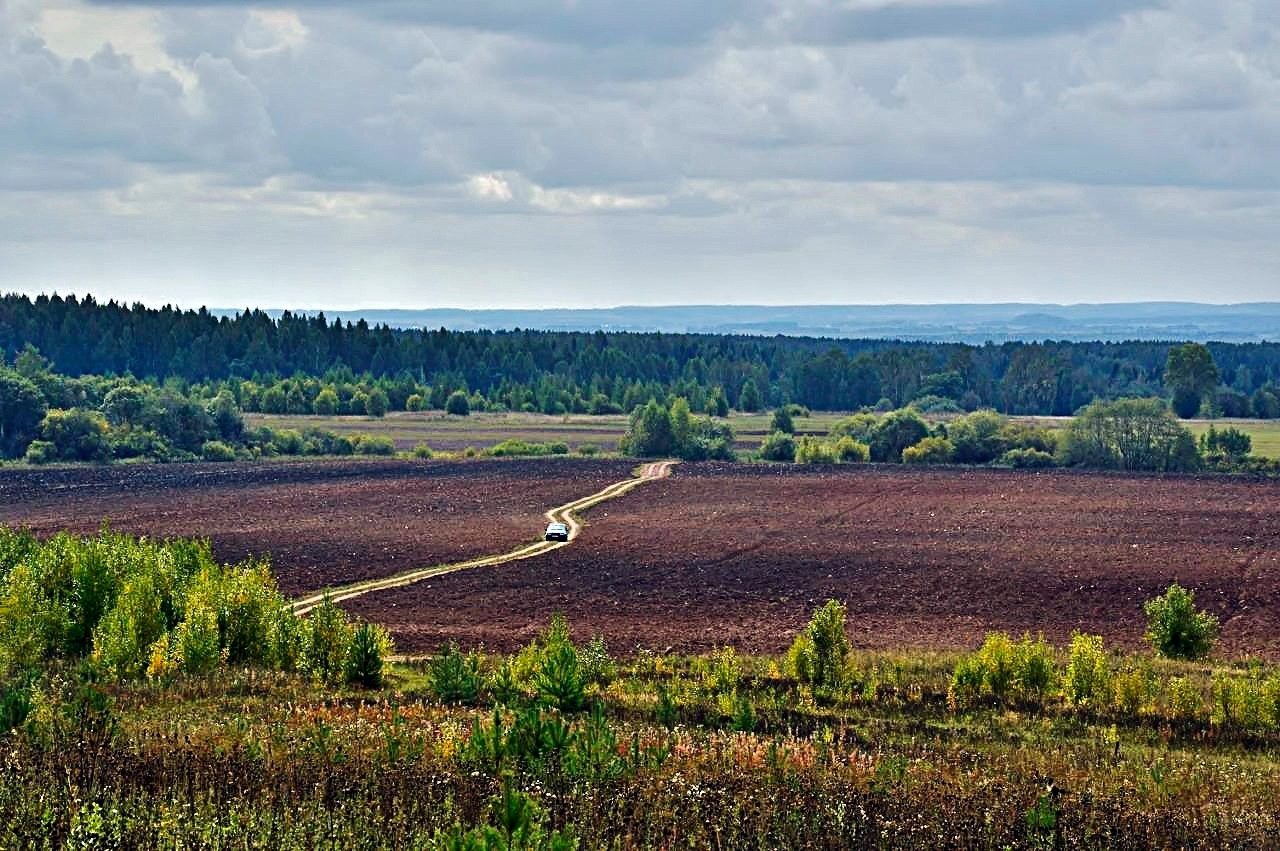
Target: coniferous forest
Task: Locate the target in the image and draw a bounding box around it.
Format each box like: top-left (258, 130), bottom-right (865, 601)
top-left (4, 293), bottom-right (1280, 419)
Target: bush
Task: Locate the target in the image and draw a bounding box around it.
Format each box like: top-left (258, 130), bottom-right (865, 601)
top-left (902, 436), bottom-right (954, 464)
top-left (303, 596), bottom-right (353, 685)
top-left (353, 435), bottom-right (396, 456)
top-left (999, 448), bottom-right (1057, 468)
top-left (869, 409), bottom-right (929, 462)
top-left (834, 436), bottom-right (870, 462)
top-left (200, 440), bottom-right (237, 462)
top-left (429, 641), bottom-right (481, 705)
top-left (1063, 632), bottom-right (1110, 710)
top-left (445, 390), bottom-right (471, 416)
top-left (347, 622), bottom-right (391, 688)
top-left (758, 431), bottom-right (796, 462)
top-left (412, 442), bottom-right (433, 459)
top-left (795, 436), bottom-right (837, 464)
top-left (23, 440), bottom-right (56, 464)
top-left (786, 600), bottom-right (849, 693)
top-left (1144, 583), bottom-right (1219, 660)
top-left (770, 406), bottom-right (794, 434)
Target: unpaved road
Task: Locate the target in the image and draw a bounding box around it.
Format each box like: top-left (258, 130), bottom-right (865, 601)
top-left (291, 460), bottom-right (675, 614)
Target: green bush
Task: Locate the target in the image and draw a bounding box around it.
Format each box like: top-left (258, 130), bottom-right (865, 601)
top-left (346, 622), bottom-right (390, 688)
top-left (795, 436), bottom-right (837, 464)
top-left (1063, 632), bottom-right (1110, 710)
top-left (445, 390), bottom-right (471, 416)
top-left (412, 442), bottom-right (433, 459)
top-left (758, 431), bottom-right (796, 462)
top-left (999, 447), bottom-right (1057, 468)
top-left (786, 600), bottom-right (849, 693)
top-left (430, 641), bottom-right (481, 705)
top-left (834, 436), bottom-right (870, 462)
top-left (353, 435), bottom-right (396, 456)
top-left (22, 440), bottom-right (56, 464)
top-left (948, 632), bottom-right (1057, 710)
top-left (1144, 584), bottom-right (1219, 660)
top-left (303, 596), bottom-right (353, 685)
top-left (200, 440), bottom-right (237, 462)
top-left (902, 436), bottom-right (954, 464)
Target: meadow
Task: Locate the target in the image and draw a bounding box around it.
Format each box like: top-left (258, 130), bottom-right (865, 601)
top-left (244, 410), bottom-right (1280, 460)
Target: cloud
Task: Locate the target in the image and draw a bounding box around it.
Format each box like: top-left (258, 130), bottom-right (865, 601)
top-left (88, 0), bottom-right (763, 47)
top-left (2, 0), bottom-right (1278, 309)
top-left (783, 0), bottom-right (1163, 43)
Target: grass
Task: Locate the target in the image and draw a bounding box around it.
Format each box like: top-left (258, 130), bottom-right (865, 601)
top-left (6, 636), bottom-right (1280, 848)
top-left (245, 409), bottom-right (1280, 461)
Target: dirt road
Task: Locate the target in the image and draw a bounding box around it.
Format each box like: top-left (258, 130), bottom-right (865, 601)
top-left (291, 460), bottom-right (676, 615)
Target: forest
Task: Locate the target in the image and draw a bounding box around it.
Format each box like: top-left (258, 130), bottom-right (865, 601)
top-left (4, 292), bottom-right (1280, 419)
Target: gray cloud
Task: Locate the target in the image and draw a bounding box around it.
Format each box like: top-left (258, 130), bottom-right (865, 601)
top-left (3, 0), bottom-right (1278, 308)
top-left (786, 0), bottom-right (1165, 43)
top-left (89, 0), bottom-right (763, 47)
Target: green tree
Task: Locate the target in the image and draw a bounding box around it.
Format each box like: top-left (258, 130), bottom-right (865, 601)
top-left (948, 409), bottom-right (1007, 464)
top-left (770, 405), bottom-right (794, 434)
top-left (1061, 397), bottom-right (1199, 472)
top-left (37, 408), bottom-right (111, 462)
top-left (869, 408), bottom-right (929, 462)
top-left (786, 599), bottom-right (850, 692)
top-left (313, 387), bottom-right (340, 415)
top-left (1165, 343), bottom-right (1219, 418)
top-left (670, 397), bottom-right (692, 453)
top-left (708, 386), bottom-right (729, 417)
top-left (207, 389), bottom-right (244, 441)
top-left (1144, 583), bottom-right (1219, 660)
top-left (738, 377), bottom-right (761, 413)
top-left (364, 387), bottom-right (390, 417)
top-left (445, 390), bottom-right (471, 416)
top-left (621, 399), bottom-right (674, 457)
top-left (757, 431), bottom-right (796, 462)
top-left (0, 370), bottom-right (47, 459)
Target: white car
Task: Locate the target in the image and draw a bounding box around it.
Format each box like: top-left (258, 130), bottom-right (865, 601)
top-left (544, 522), bottom-right (570, 542)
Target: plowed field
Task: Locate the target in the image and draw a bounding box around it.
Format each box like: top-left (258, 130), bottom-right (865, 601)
top-left (2, 460), bottom-right (1277, 658)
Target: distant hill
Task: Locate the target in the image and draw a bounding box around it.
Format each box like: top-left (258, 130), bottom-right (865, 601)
top-left (228, 303), bottom-right (1280, 343)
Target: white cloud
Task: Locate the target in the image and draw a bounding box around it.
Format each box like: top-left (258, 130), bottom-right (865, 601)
top-left (0, 0), bottom-right (1277, 308)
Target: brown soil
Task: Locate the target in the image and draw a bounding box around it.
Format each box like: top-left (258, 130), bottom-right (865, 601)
top-left (0, 458), bottom-right (636, 596)
top-left (2, 460), bottom-right (1277, 659)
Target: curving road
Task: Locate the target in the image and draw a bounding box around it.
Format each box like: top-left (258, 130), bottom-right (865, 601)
top-left (292, 459), bottom-right (675, 616)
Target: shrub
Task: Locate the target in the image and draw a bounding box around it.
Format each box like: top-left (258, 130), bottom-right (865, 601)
top-left (786, 600), bottom-right (849, 692)
top-left (576, 443), bottom-right (599, 456)
top-left (303, 596), bottom-right (353, 685)
top-left (770, 406), bottom-right (794, 434)
top-left (353, 435), bottom-right (396, 456)
top-left (834, 436), bottom-right (870, 462)
top-left (200, 440), bottom-right (237, 462)
top-left (902, 436), bottom-right (954, 464)
top-left (1144, 583), bottom-right (1219, 660)
top-left (948, 632), bottom-right (1056, 710)
top-left (758, 431), bottom-right (796, 462)
top-left (1000, 448), bottom-right (1056, 468)
top-left (412, 442), bottom-right (433, 459)
top-left (430, 641), bottom-right (481, 705)
top-left (445, 390), bottom-right (470, 416)
top-left (347, 622), bottom-right (391, 688)
top-left (23, 440), bottom-right (56, 464)
top-left (869, 409), bottom-right (929, 462)
top-left (1063, 632), bottom-right (1110, 710)
top-left (795, 436), bottom-right (837, 464)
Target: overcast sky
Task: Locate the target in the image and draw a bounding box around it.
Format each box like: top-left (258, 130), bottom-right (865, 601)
top-left (2, 0), bottom-right (1277, 311)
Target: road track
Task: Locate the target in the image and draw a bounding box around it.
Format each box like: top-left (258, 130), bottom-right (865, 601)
top-left (292, 459), bottom-right (675, 615)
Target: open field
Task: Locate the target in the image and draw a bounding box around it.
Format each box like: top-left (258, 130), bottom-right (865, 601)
top-left (2, 458), bottom-right (1276, 659)
top-left (246, 410), bottom-right (1280, 459)
top-left (0, 457), bottom-right (636, 596)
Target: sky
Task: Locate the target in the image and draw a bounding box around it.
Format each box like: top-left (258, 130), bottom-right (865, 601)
top-left (1, 0), bottom-right (1278, 311)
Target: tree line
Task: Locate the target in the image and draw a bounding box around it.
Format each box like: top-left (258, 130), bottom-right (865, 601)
top-left (4, 292), bottom-right (1280, 418)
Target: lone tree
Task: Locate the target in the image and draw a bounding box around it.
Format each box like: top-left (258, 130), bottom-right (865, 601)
top-left (1165, 343), bottom-right (1220, 418)
top-left (1144, 583), bottom-right (1219, 660)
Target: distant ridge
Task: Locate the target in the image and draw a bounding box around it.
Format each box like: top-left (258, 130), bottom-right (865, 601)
top-left (217, 302), bottom-right (1280, 344)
